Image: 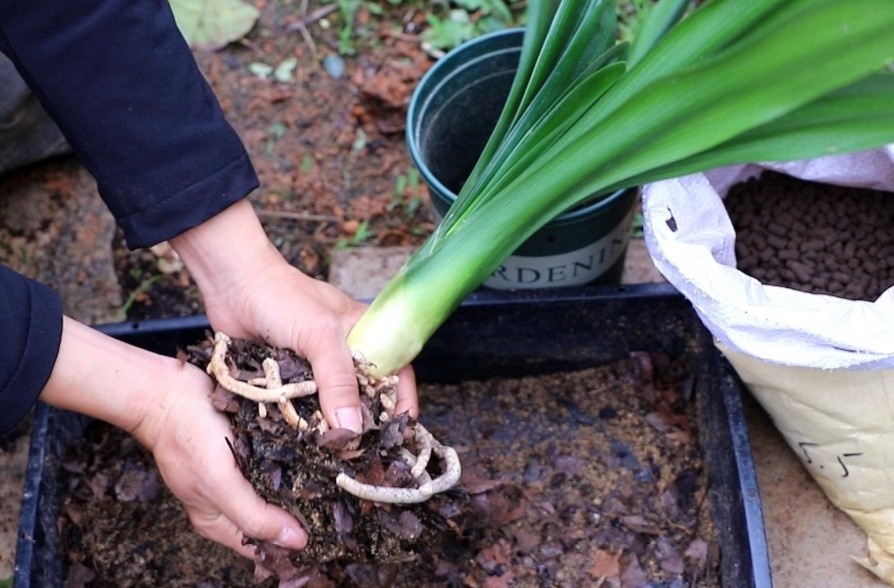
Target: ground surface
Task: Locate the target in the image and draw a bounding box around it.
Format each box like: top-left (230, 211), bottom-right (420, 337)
top-left (3, 2), bottom-right (891, 587)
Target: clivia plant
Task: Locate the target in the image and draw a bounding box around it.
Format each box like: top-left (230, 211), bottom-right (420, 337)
top-left (348, 0), bottom-right (894, 381)
top-left (199, 0), bottom-right (894, 578)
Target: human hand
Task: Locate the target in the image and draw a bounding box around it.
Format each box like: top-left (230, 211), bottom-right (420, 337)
top-left (170, 199), bottom-right (419, 431)
top-left (134, 358), bottom-right (308, 556)
top-left (40, 318), bottom-right (307, 556)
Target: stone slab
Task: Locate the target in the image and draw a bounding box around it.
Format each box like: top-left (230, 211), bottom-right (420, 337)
top-left (329, 239), bottom-right (666, 301)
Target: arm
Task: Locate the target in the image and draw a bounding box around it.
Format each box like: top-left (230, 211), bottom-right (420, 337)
top-left (0, 0), bottom-right (255, 249)
top-left (0, 265), bottom-right (63, 432)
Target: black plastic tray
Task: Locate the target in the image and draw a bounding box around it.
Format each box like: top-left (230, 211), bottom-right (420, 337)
top-left (14, 284), bottom-right (772, 587)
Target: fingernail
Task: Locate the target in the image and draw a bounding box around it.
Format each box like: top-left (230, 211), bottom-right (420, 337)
top-left (335, 406), bottom-right (363, 434)
top-left (273, 526), bottom-right (305, 549)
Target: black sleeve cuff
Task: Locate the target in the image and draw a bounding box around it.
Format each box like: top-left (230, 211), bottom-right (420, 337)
top-left (115, 150), bottom-right (259, 249)
top-left (0, 265), bottom-right (63, 432)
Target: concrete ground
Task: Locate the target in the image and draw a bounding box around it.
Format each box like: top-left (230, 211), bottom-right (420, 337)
top-left (0, 175), bottom-right (887, 586)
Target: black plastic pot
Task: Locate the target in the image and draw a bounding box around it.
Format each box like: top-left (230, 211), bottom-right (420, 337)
top-left (15, 285), bottom-right (772, 587)
top-left (406, 28), bottom-right (638, 289)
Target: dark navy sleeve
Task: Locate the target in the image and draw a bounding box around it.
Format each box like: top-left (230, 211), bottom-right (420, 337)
top-left (0, 0), bottom-right (260, 249)
top-left (0, 264), bottom-right (63, 432)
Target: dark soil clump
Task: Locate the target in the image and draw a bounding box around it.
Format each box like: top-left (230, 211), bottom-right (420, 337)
top-left (57, 349), bottom-right (719, 587)
top-left (187, 335), bottom-right (466, 586)
top-left (726, 171), bottom-right (894, 300)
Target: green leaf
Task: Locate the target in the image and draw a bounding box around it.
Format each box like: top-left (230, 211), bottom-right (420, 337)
top-left (169, 0), bottom-right (259, 51)
top-left (348, 0), bottom-right (894, 377)
top-left (466, 0), bottom-right (559, 168)
top-left (448, 0), bottom-right (617, 233)
top-left (248, 61), bottom-right (273, 79)
top-left (626, 0), bottom-right (690, 67)
top-left (513, 0), bottom-right (894, 216)
top-left (421, 13), bottom-right (475, 50)
top-left (616, 73), bottom-right (894, 189)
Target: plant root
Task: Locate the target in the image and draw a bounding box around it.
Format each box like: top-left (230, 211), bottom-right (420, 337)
top-left (207, 332), bottom-right (314, 430)
top-left (206, 332), bottom-right (461, 505)
top-left (334, 352), bottom-right (462, 504)
top-left (335, 422), bottom-right (461, 503)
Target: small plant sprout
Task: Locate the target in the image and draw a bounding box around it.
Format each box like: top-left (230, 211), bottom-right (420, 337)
top-left (334, 219), bottom-right (372, 250)
top-left (421, 0), bottom-right (524, 56)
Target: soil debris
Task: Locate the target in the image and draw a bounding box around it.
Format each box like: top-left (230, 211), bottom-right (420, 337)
top-left (58, 347), bottom-right (720, 587)
top-left (188, 334), bottom-right (468, 585)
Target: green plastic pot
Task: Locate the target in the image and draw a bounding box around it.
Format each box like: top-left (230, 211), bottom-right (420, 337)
top-left (406, 28), bottom-right (638, 290)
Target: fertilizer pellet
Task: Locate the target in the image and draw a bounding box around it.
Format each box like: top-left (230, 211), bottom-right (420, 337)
top-left (725, 171), bottom-right (894, 302)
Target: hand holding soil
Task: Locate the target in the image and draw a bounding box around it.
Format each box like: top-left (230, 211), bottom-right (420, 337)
top-left (168, 199), bottom-right (423, 434)
top-left (189, 333), bottom-right (466, 585)
top-left (38, 197), bottom-right (429, 565)
top-left (36, 318), bottom-right (309, 559)
top-left (131, 354), bottom-right (310, 558)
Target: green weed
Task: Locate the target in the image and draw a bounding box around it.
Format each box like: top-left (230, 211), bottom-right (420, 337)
top-left (335, 219), bottom-right (373, 249)
top-left (421, 0), bottom-right (525, 54)
top-left (114, 274), bottom-right (162, 322)
top-left (389, 167), bottom-right (423, 216)
top-left (265, 122), bottom-right (287, 154)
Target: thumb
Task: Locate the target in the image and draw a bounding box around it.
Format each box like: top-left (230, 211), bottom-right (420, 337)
top-left (304, 337), bottom-right (363, 434)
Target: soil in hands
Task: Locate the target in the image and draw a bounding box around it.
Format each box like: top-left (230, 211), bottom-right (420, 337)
top-left (187, 335), bottom-right (465, 586)
top-left (726, 171), bottom-right (894, 301)
top-left (58, 346), bottom-right (719, 587)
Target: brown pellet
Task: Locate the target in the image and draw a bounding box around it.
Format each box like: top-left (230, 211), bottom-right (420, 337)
top-left (724, 171), bottom-right (894, 302)
top-left (787, 260), bottom-right (813, 284)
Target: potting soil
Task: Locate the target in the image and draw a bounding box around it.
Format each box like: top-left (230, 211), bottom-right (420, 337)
top-left (56, 353), bottom-right (718, 587)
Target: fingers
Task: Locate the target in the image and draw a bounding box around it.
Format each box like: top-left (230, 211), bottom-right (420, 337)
top-left (189, 511), bottom-right (257, 559)
top-left (194, 468), bottom-right (308, 557)
top-left (395, 364), bottom-right (419, 418)
top-left (155, 370), bottom-right (308, 561)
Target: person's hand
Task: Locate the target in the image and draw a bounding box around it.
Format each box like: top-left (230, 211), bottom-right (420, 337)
top-left (40, 318), bottom-right (308, 556)
top-left (134, 357), bottom-right (308, 556)
top-left (200, 256), bottom-right (419, 430)
top-left (170, 199), bottom-right (419, 431)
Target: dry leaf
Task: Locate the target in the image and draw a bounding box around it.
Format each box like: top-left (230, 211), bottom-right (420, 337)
top-left (169, 0), bottom-right (258, 50)
top-left (586, 548), bottom-right (622, 579)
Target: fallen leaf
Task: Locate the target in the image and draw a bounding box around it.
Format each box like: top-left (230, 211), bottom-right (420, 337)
top-left (685, 537), bottom-right (710, 567)
top-left (483, 572), bottom-right (515, 588)
top-left (459, 465), bottom-right (503, 494)
top-left (586, 548), bottom-right (622, 579)
top-left (169, 0), bottom-right (259, 50)
top-left (114, 468), bottom-right (160, 503)
top-left (620, 554), bottom-right (648, 587)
